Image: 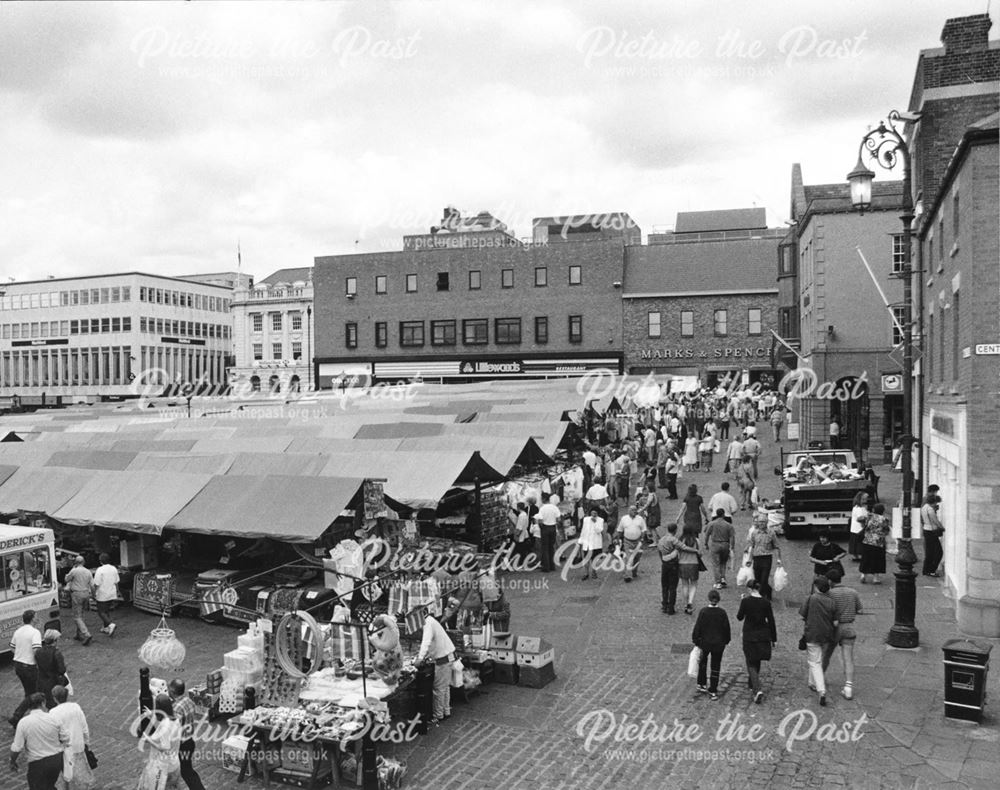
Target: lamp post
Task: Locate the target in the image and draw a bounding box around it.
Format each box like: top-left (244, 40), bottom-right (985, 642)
top-left (847, 110), bottom-right (919, 648)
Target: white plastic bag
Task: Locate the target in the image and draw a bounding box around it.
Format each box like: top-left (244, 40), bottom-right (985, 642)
top-left (772, 565), bottom-right (789, 592)
top-left (736, 563), bottom-right (755, 587)
top-left (687, 646), bottom-right (701, 679)
top-left (451, 658), bottom-right (465, 687)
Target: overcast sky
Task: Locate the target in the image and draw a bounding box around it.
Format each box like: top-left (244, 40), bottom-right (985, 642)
top-left (1, 0), bottom-right (993, 282)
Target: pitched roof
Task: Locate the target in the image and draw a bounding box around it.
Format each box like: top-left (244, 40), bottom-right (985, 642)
top-left (801, 180), bottom-right (905, 214)
top-left (623, 236), bottom-right (781, 296)
top-left (260, 267), bottom-right (312, 285)
top-left (674, 208), bottom-right (766, 233)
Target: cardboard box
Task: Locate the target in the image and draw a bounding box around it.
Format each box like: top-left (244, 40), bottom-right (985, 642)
top-left (515, 636), bottom-right (555, 667)
top-left (221, 735), bottom-right (251, 774)
top-left (488, 632), bottom-right (517, 665)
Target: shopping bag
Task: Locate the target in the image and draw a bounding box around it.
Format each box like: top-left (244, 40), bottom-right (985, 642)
top-left (63, 673), bottom-right (74, 697)
top-left (736, 563), bottom-right (754, 587)
top-left (451, 658), bottom-right (465, 687)
top-left (687, 646), bottom-right (702, 679)
top-left (772, 565), bottom-right (789, 592)
top-left (750, 486), bottom-right (759, 507)
top-left (329, 624), bottom-right (366, 662)
top-left (62, 748), bottom-right (74, 783)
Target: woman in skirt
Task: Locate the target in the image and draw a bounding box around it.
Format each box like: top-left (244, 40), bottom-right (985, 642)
top-left (736, 579), bottom-right (777, 704)
top-left (677, 529), bottom-right (701, 614)
top-left (848, 491), bottom-right (870, 561)
top-left (860, 502), bottom-right (890, 584)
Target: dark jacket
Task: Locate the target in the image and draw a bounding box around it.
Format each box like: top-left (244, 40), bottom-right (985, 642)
top-left (736, 595), bottom-right (777, 644)
top-left (692, 605), bottom-right (731, 650)
top-left (798, 592), bottom-right (838, 643)
top-left (35, 644), bottom-right (67, 689)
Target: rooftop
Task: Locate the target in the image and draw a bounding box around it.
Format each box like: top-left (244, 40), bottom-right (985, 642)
top-left (674, 207), bottom-right (767, 233)
top-left (259, 267), bottom-right (313, 286)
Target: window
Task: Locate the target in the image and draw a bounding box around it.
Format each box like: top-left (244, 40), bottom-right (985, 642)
top-left (290, 312), bottom-right (302, 331)
top-left (927, 233), bottom-right (934, 271)
top-left (155, 318), bottom-right (163, 334)
top-left (534, 267), bottom-right (547, 287)
top-left (747, 308), bottom-right (762, 335)
top-left (468, 270), bottom-right (481, 290)
top-left (431, 320), bottom-right (457, 346)
top-left (11, 324), bottom-right (19, 339)
top-left (272, 343), bottom-right (283, 360)
top-left (400, 321), bottom-right (424, 347)
top-left (713, 309), bottom-right (728, 336)
top-left (953, 189), bottom-right (960, 239)
top-left (0, 547), bottom-right (53, 601)
top-left (953, 290), bottom-right (960, 381)
top-left (111, 317), bottom-right (121, 332)
top-left (80, 290), bottom-right (89, 305)
top-left (568, 265), bottom-right (582, 285)
top-left (927, 313), bottom-right (934, 382)
top-left (91, 289), bottom-right (99, 304)
top-left (495, 318), bottom-right (521, 345)
top-left (892, 306), bottom-right (905, 346)
top-left (91, 319), bottom-right (99, 334)
top-left (375, 322), bottom-right (388, 348)
top-left (892, 234), bottom-right (905, 273)
top-left (346, 277), bottom-right (357, 296)
top-left (271, 313), bottom-right (282, 331)
top-left (375, 275), bottom-right (387, 294)
top-left (251, 314), bottom-right (263, 333)
top-left (463, 319), bottom-right (488, 345)
top-left (436, 272), bottom-right (450, 292)
top-left (39, 322), bottom-right (48, 338)
top-left (535, 316), bottom-right (548, 344)
top-left (501, 269), bottom-right (514, 289)
top-left (568, 315), bottom-right (583, 343)
top-left (122, 287), bottom-right (130, 302)
top-left (111, 287), bottom-right (120, 303)
top-left (938, 218), bottom-right (944, 260)
top-left (406, 274), bottom-right (417, 293)
top-left (122, 318), bottom-right (131, 332)
top-left (292, 342), bottom-right (302, 360)
top-left (680, 310), bottom-right (694, 337)
top-left (647, 311), bottom-right (661, 338)
top-left (71, 291), bottom-right (79, 306)
top-left (252, 343), bottom-right (263, 361)
top-left (346, 322), bottom-right (358, 349)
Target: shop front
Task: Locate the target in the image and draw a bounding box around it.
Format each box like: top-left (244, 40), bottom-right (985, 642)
top-left (626, 342), bottom-right (777, 389)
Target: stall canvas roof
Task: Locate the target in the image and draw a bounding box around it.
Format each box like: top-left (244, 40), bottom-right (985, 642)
top-left (109, 439), bottom-right (197, 454)
top-left (167, 475), bottom-right (366, 542)
top-left (225, 452), bottom-right (332, 477)
top-left (126, 452), bottom-right (237, 475)
top-left (44, 449), bottom-right (138, 471)
top-left (0, 466), bottom-right (97, 514)
top-left (353, 422), bottom-right (446, 440)
top-left (51, 471), bottom-right (213, 535)
top-left (395, 435), bottom-right (550, 475)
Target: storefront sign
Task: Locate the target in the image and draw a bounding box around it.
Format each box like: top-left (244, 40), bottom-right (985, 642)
top-left (931, 412), bottom-right (955, 438)
top-left (974, 344), bottom-right (1000, 355)
top-left (881, 374), bottom-right (902, 392)
top-left (640, 347), bottom-right (769, 360)
top-left (460, 360), bottom-right (524, 375)
top-left (11, 339), bottom-right (69, 347)
top-left (161, 337), bottom-right (206, 346)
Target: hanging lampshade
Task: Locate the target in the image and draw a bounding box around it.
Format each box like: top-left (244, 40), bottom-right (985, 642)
top-left (138, 616), bottom-right (187, 672)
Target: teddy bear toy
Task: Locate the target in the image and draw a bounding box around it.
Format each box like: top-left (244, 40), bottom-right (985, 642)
top-left (368, 614), bottom-right (403, 686)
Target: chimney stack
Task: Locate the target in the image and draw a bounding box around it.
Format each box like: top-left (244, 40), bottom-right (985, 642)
top-left (940, 14), bottom-right (992, 55)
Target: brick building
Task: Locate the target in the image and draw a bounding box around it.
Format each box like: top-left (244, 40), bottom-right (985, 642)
top-left (312, 211), bottom-right (629, 385)
top-left (784, 171), bottom-right (907, 462)
top-left (622, 209), bottom-right (782, 389)
top-left (907, 14), bottom-right (1000, 636)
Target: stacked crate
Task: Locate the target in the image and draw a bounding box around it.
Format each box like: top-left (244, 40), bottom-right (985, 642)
top-left (515, 636), bottom-right (555, 688)
top-left (488, 632), bottom-right (518, 684)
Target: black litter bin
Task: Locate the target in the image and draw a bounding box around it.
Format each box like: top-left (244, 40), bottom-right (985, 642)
top-left (942, 638), bottom-right (992, 722)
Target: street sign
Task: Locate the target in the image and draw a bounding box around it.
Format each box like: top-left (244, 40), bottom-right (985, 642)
top-left (974, 344), bottom-right (1000, 355)
top-left (888, 342), bottom-right (923, 369)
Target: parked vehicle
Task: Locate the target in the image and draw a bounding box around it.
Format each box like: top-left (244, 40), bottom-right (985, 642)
top-left (776, 450), bottom-right (878, 539)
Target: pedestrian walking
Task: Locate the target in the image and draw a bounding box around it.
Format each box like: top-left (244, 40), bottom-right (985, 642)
top-left (415, 612), bottom-right (457, 724)
top-left (848, 492), bottom-right (870, 562)
top-left (707, 482), bottom-right (738, 523)
top-left (49, 684), bottom-right (95, 789)
top-left (535, 495), bottom-right (561, 573)
top-left (808, 529), bottom-right (846, 578)
top-left (704, 509), bottom-right (735, 589)
top-left (698, 430), bottom-right (714, 473)
top-left (692, 590), bottom-right (730, 700)
top-left (638, 488), bottom-right (661, 545)
top-left (136, 694), bottom-right (181, 790)
top-left (663, 448), bottom-right (680, 500)
top-left (35, 631), bottom-right (68, 712)
top-left (799, 576), bottom-right (838, 707)
top-left (741, 434), bottom-right (761, 480)
top-left (770, 406), bottom-right (785, 442)
top-left (744, 519), bottom-right (782, 601)
top-left (736, 580), bottom-right (777, 704)
top-left (724, 435), bottom-right (744, 475)
top-left (577, 508), bottom-right (605, 581)
top-left (655, 440), bottom-right (669, 489)
top-left (92, 554), bottom-right (120, 637)
top-left (682, 435), bottom-right (699, 472)
top-left (676, 484), bottom-right (709, 537)
top-left (10, 692), bottom-right (67, 790)
top-left (822, 568), bottom-right (862, 700)
top-left (9, 610), bottom-right (42, 727)
top-left (678, 530), bottom-right (701, 614)
top-left (859, 503), bottom-right (890, 584)
top-left (735, 456), bottom-right (756, 511)
top-left (616, 505), bottom-right (646, 582)
top-left (657, 524), bottom-right (682, 614)
top-left (920, 493), bottom-right (945, 577)
top-left (63, 557), bottom-right (93, 647)
top-left (168, 680), bottom-right (206, 790)
top-left (829, 417), bottom-right (840, 449)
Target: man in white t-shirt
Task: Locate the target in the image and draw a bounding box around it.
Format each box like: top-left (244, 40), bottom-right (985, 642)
top-left (92, 554), bottom-right (120, 637)
top-left (8, 610), bottom-right (42, 726)
top-left (536, 496), bottom-right (562, 572)
top-left (616, 506), bottom-right (647, 582)
top-left (707, 482), bottom-right (739, 523)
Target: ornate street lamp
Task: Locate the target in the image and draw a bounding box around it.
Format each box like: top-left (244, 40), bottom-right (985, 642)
top-left (847, 110), bottom-right (920, 648)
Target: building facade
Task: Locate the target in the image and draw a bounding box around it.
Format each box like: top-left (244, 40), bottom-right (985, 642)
top-left (622, 209), bottom-right (782, 389)
top-left (0, 273), bottom-right (232, 400)
top-left (313, 212), bottom-right (630, 386)
top-left (908, 14), bottom-right (1000, 636)
top-left (230, 268), bottom-right (314, 394)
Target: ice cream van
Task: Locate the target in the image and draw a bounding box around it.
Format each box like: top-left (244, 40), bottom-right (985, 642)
top-left (0, 525), bottom-right (61, 654)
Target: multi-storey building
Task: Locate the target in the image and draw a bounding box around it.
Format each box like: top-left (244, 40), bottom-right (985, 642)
top-left (312, 210), bottom-right (630, 386)
top-left (782, 172), bottom-right (906, 462)
top-left (908, 14), bottom-right (1000, 636)
top-left (622, 209), bottom-right (782, 389)
top-left (230, 268), bottom-right (314, 394)
top-left (0, 273), bottom-right (233, 400)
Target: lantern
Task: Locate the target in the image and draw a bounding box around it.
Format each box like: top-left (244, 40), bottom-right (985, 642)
top-left (138, 616), bottom-right (187, 672)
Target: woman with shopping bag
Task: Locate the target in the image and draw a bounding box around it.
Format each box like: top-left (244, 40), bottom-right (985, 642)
top-left (736, 580), bottom-right (777, 704)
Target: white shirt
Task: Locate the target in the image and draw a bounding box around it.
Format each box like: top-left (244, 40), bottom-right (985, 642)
top-left (417, 615), bottom-right (456, 662)
top-left (585, 483), bottom-right (609, 500)
top-left (93, 563), bottom-right (120, 602)
top-left (10, 623), bottom-right (42, 664)
top-left (49, 701), bottom-right (89, 752)
top-left (582, 450), bottom-right (598, 469)
top-left (578, 517), bottom-right (605, 551)
top-left (537, 502), bottom-right (561, 526)
top-left (707, 491), bottom-right (739, 519)
top-left (616, 514), bottom-right (646, 541)
top-left (850, 505), bottom-right (868, 535)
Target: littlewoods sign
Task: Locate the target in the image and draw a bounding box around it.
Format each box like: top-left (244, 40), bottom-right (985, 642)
top-left (460, 360), bottom-right (524, 374)
top-left (640, 347), bottom-right (770, 360)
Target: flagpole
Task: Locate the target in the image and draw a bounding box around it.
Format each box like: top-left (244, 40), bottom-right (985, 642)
top-left (855, 247), bottom-right (904, 335)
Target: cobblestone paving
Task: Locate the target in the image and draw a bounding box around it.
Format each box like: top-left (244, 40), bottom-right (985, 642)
top-left (2, 436), bottom-right (998, 790)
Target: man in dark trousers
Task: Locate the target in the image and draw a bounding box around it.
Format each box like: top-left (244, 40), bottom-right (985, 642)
top-left (692, 589), bottom-right (731, 700)
top-left (168, 679), bottom-right (206, 790)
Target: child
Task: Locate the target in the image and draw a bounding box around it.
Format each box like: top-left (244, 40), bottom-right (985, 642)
top-left (692, 589), bottom-right (731, 700)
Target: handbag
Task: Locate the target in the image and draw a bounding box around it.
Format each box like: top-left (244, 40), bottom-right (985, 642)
top-left (85, 746), bottom-right (98, 770)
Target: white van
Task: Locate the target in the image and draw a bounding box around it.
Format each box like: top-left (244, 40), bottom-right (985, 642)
top-left (0, 525), bottom-right (61, 654)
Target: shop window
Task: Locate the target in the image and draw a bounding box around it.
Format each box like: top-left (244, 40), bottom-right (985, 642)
top-left (431, 320), bottom-right (457, 346)
top-left (400, 321), bottom-right (424, 347)
top-left (375, 322), bottom-right (388, 348)
top-left (495, 318), bottom-right (521, 345)
top-left (535, 267), bottom-right (547, 287)
top-left (568, 265), bottom-right (582, 285)
top-left (501, 269), bottom-right (514, 289)
top-left (468, 270), bottom-right (481, 290)
top-left (346, 322), bottom-right (358, 349)
top-left (463, 319), bottom-right (488, 345)
top-left (535, 316), bottom-right (548, 344)
top-left (568, 315), bottom-right (582, 344)
top-left (648, 311), bottom-right (661, 338)
top-left (713, 309), bottom-right (728, 336)
top-left (747, 308), bottom-right (761, 336)
top-left (680, 310), bottom-right (693, 337)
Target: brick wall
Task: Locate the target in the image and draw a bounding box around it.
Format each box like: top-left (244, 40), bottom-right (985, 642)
top-left (313, 240), bottom-right (626, 362)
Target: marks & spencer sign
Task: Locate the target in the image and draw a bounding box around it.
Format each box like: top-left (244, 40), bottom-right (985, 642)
top-left (640, 347), bottom-right (769, 360)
